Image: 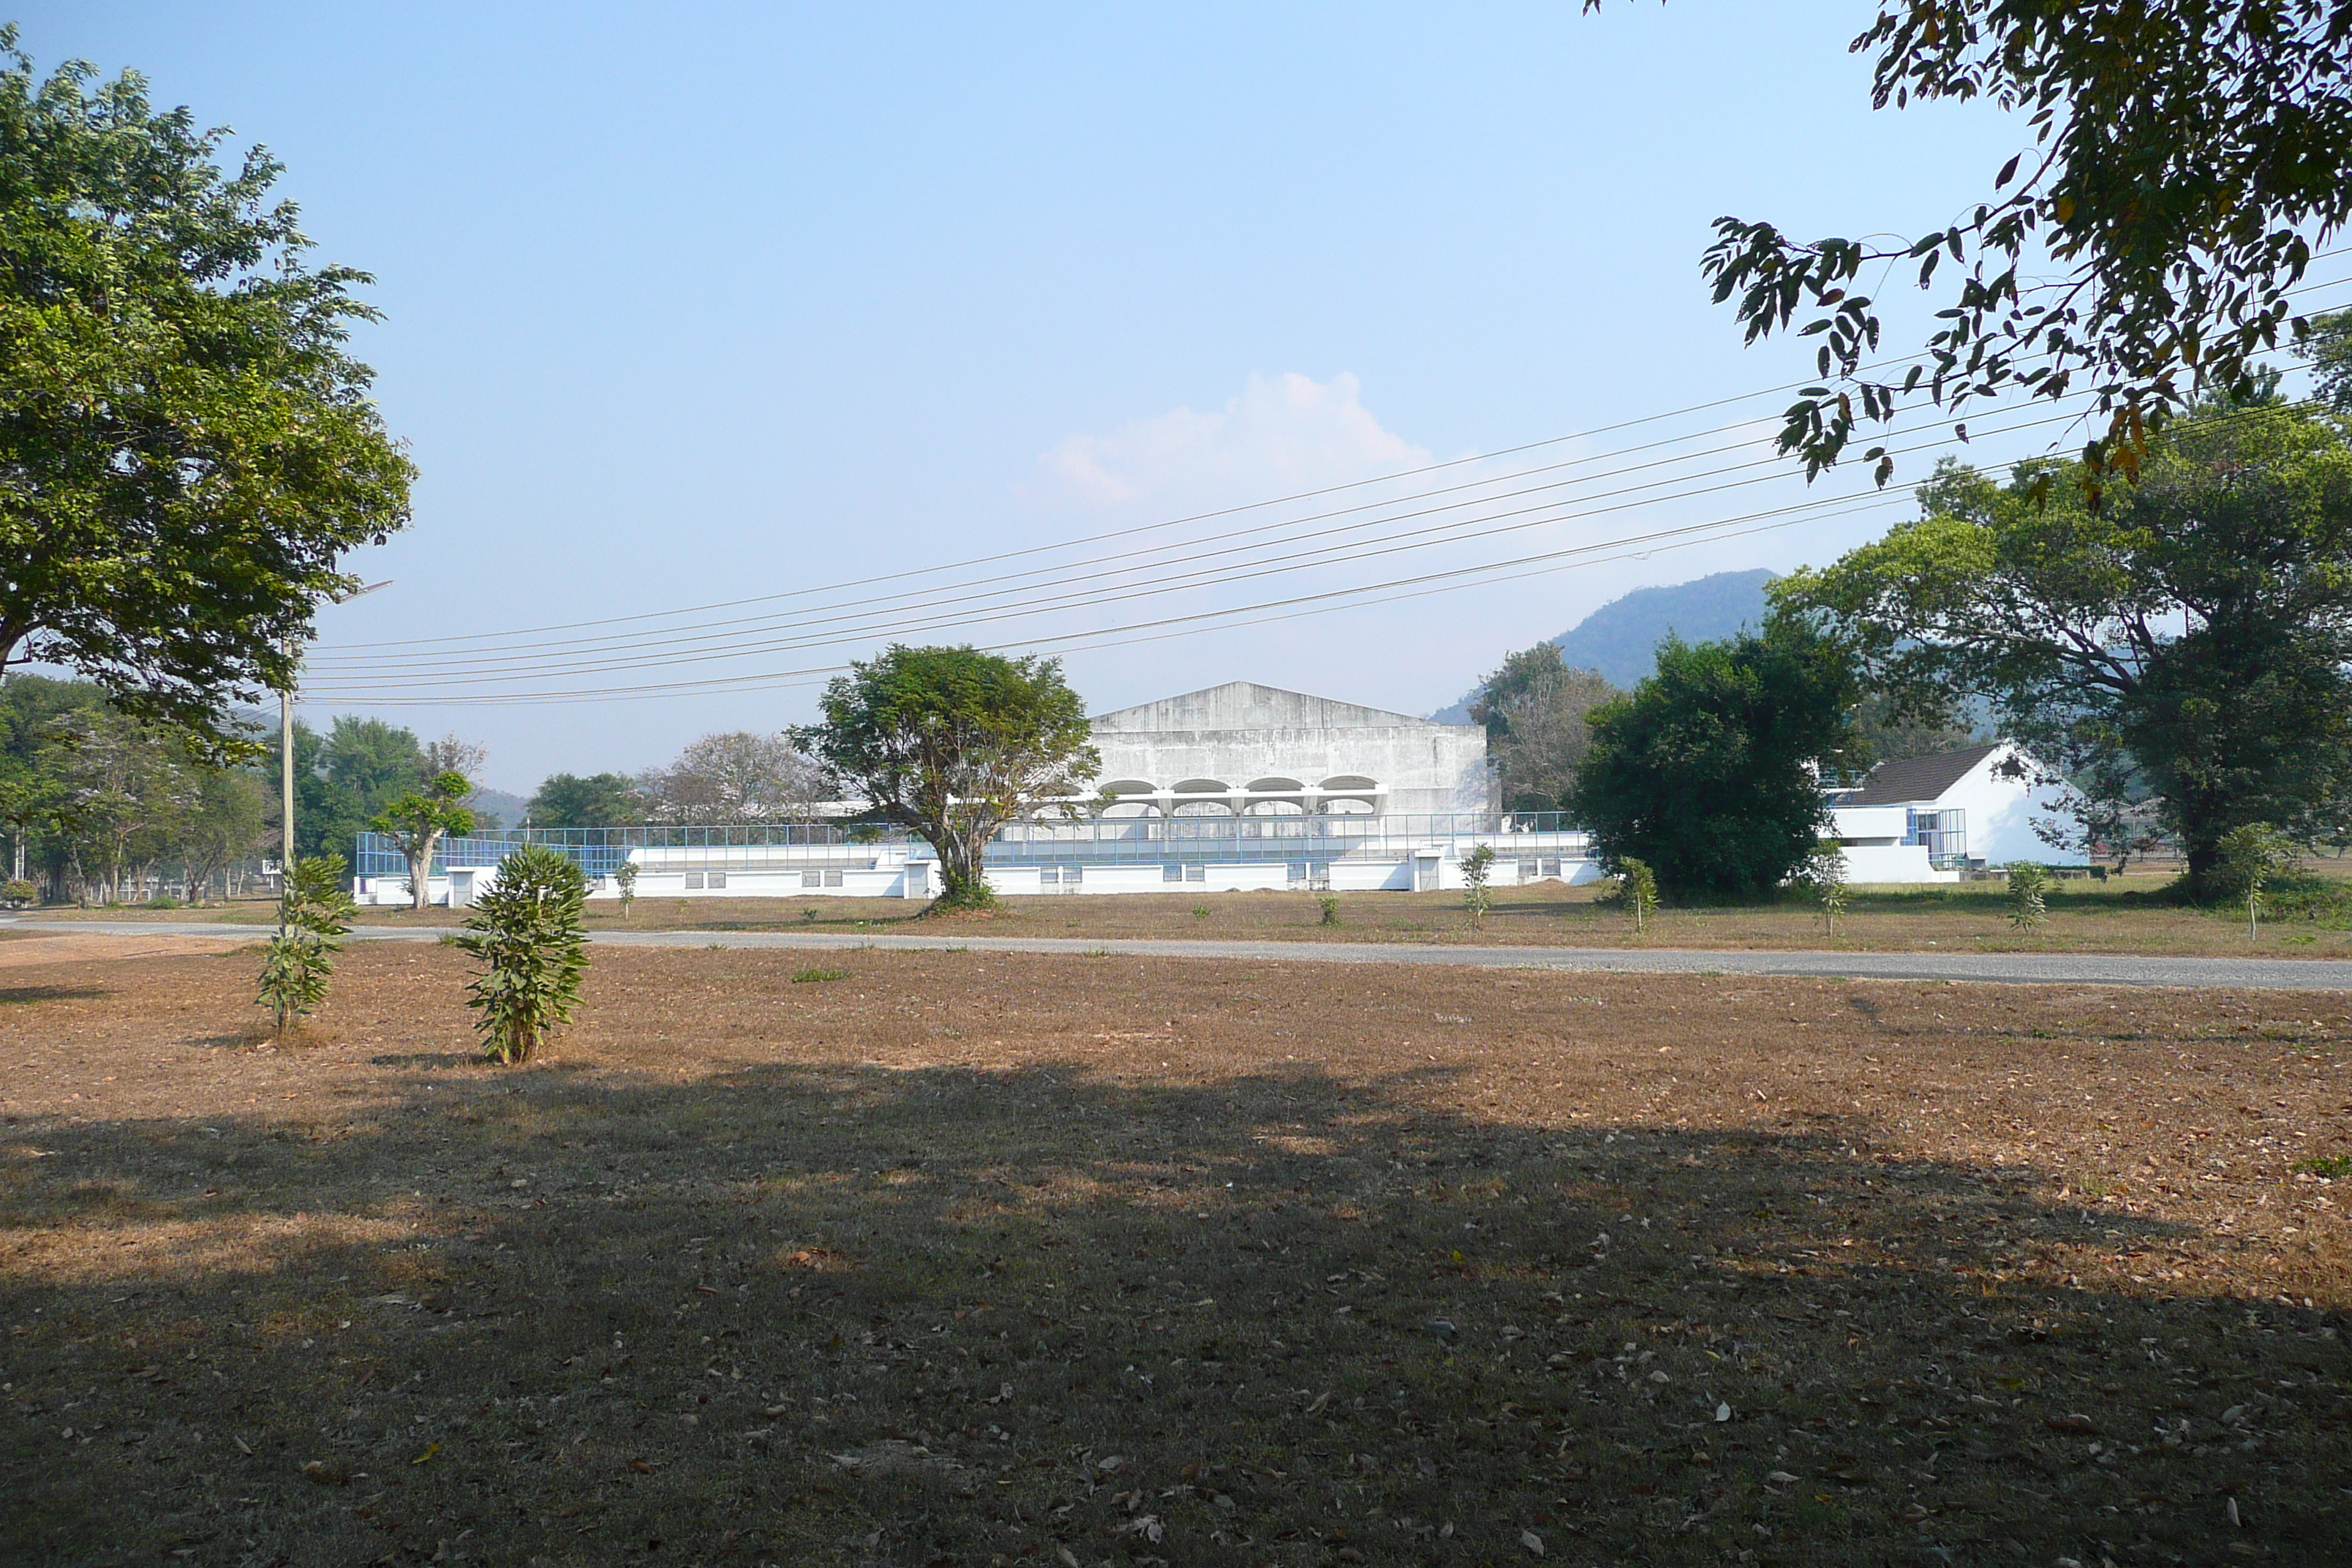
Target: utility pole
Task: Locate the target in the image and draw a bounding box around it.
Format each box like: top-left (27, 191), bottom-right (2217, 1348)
top-left (279, 581), bottom-right (392, 934)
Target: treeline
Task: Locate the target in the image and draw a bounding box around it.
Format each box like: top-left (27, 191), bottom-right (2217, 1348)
top-left (1476, 370), bottom-right (2352, 900)
top-left (0, 675), bottom-right (492, 905)
top-left (521, 731), bottom-right (823, 829)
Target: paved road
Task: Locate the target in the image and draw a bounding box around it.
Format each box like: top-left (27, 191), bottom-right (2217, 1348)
top-left (12, 918), bottom-right (2352, 990)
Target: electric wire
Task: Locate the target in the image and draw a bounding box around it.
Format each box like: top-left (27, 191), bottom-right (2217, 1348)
top-left (311, 246), bottom-right (2352, 660)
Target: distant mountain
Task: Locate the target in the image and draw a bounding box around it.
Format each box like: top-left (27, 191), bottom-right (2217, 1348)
top-left (1428, 568), bottom-right (1776, 722)
top-left (466, 787), bottom-right (530, 831)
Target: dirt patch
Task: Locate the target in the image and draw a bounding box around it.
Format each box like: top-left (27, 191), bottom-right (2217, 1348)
top-left (2, 942), bottom-right (2348, 1564)
top-left (0, 932), bottom-right (251, 970)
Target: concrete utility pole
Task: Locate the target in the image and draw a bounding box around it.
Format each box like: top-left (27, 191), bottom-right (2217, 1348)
top-left (279, 581), bottom-right (392, 931)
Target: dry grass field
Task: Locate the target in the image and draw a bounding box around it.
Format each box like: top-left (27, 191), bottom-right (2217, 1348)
top-left (3, 938), bottom-right (2350, 1566)
top-left (34, 870), bottom-right (2352, 959)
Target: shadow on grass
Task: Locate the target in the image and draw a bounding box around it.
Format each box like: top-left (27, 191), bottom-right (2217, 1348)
top-left (2, 1056), bottom-right (2345, 1567)
top-left (0, 984), bottom-right (113, 1004)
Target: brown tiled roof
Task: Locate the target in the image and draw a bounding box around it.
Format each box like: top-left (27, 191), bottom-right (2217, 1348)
top-left (1842, 742), bottom-right (2002, 806)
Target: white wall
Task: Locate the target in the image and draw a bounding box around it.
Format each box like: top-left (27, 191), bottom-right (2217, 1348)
top-left (1940, 745), bottom-right (2083, 865)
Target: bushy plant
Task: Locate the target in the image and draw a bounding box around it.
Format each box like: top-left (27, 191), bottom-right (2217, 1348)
top-left (1801, 842), bottom-right (1850, 935)
top-left (1460, 844), bottom-right (1496, 930)
top-left (1318, 895), bottom-right (1341, 927)
top-left (612, 859), bottom-right (638, 920)
top-left (456, 845), bottom-right (589, 1065)
top-left (1, 878), bottom-right (37, 908)
top-left (1602, 857), bottom-right (1659, 932)
top-left (2215, 822), bottom-right (2296, 938)
top-left (2005, 862), bottom-right (2049, 930)
top-left (257, 855), bottom-right (355, 1033)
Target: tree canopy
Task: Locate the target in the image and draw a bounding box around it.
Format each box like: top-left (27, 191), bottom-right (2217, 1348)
top-left (527, 772), bottom-right (648, 830)
top-left (1590, 2), bottom-right (2352, 489)
top-left (0, 29), bottom-right (412, 750)
top-left (793, 646), bottom-right (1098, 908)
top-left (1571, 622), bottom-right (1861, 897)
top-left (1773, 398), bottom-right (2352, 880)
top-left (636, 731), bottom-right (821, 824)
top-left (1469, 643), bottom-right (1618, 814)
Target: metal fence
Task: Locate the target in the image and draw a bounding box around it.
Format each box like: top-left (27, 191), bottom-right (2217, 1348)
top-left (353, 812), bottom-right (1594, 881)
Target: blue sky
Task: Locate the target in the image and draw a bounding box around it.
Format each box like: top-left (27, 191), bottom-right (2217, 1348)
top-left (25, 3), bottom-right (2045, 791)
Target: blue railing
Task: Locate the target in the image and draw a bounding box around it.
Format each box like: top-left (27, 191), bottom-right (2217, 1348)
top-left (353, 812), bottom-right (1593, 881)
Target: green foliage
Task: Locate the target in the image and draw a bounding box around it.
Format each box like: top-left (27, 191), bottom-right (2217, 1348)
top-left (791, 967), bottom-right (848, 984)
top-left (371, 770), bottom-right (477, 912)
top-left (1776, 404), bottom-right (2352, 883)
top-left (612, 859), bottom-right (638, 919)
top-left (1317, 896), bottom-right (1341, 927)
top-left (1, 878), bottom-right (35, 906)
top-left (1586, 2), bottom-right (2352, 489)
top-left (1470, 644), bottom-right (1618, 813)
top-left (2299, 309), bottom-right (2352, 415)
top-left (1571, 620), bottom-right (1860, 897)
top-left (2296, 1153), bottom-right (2352, 1179)
top-left (1460, 844), bottom-right (1497, 929)
top-left (1801, 843), bottom-right (1850, 935)
top-left (2216, 821), bottom-right (2296, 936)
top-left (793, 645), bottom-right (1098, 908)
top-left (1601, 857), bottom-right (1659, 931)
top-left (454, 845), bottom-right (588, 1066)
top-left (0, 31), bottom-right (412, 749)
top-left (2005, 863), bottom-right (2050, 931)
top-left (256, 853), bottom-right (353, 1033)
top-left (528, 772), bottom-right (647, 829)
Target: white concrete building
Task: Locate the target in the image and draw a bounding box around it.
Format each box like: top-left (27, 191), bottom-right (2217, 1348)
top-left (1085, 680), bottom-right (1493, 818)
top-left (1828, 740), bottom-right (2080, 879)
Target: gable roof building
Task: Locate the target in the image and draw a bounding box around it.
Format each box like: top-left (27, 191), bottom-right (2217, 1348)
top-left (1830, 739), bottom-right (2081, 872)
top-left (1088, 680), bottom-right (1491, 818)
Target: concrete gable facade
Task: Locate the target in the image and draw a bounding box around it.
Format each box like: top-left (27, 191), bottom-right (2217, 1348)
top-left (1088, 681), bottom-right (1491, 817)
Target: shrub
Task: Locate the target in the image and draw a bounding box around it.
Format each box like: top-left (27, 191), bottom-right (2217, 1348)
top-left (1800, 842), bottom-right (1849, 935)
top-left (612, 859), bottom-right (638, 919)
top-left (1601, 857), bottom-right (1659, 931)
top-left (1318, 896), bottom-right (1341, 927)
top-left (2005, 862), bottom-right (2049, 930)
top-left (257, 855), bottom-right (355, 1034)
top-left (2216, 822), bottom-right (2296, 938)
top-left (456, 845), bottom-right (589, 1065)
top-left (1, 878), bottom-right (37, 908)
top-left (145, 893), bottom-right (181, 910)
top-left (1193, 904), bottom-right (1211, 921)
top-left (791, 967), bottom-right (848, 984)
top-left (1460, 845), bottom-right (1496, 930)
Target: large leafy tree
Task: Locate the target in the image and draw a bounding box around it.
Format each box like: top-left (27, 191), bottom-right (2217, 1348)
top-left (1571, 622), bottom-right (1861, 897)
top-left (1591, 2), bottom-right (2352, 489)
top-left (371, 770), bottom-right (475, 912)
top-left (0, 30), bottom-right (412, 750)
top-left (527, 772), bottom-right (649, 830)
top-left (793, 646), bottom-right (1098, 908)
top-left (1470, 643), bottom-right (1618, 813)
top-left (1774, 399), bottom-right (2352, 882)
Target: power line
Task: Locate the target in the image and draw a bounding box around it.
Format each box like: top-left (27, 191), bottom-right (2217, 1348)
top-left (297, 385), bottom-right (2304, 693)
top-left (312, 249), bottom-right (2352, 662)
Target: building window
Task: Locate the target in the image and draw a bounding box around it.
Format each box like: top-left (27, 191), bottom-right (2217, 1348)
top-left (824, 869), bottom-right (843, 888)
top-left (1185, 863), bottom-right (1205, 883)
top-left (1040, 867), bottom-right (1060, 885)
top-left (1164, 863), bottom-right (1185, 882)
top-left (1518, 860), bottom-right (1539, 881)
top-left (1542, 856), bottom-right (1561, 878)
top-left (707, 871), bottom-right (726, 890)
top-left (683, 872), bottom-right (705, 890)
top-left (802, 870), bottom-right (822, 888)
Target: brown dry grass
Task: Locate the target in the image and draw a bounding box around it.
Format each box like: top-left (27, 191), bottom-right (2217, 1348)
top-left (34, 870), bottom-right (2352, 958)
top-left (3, 941), bottom-right (2349, 1567)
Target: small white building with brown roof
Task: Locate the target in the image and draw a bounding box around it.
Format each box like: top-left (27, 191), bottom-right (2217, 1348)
top-left (1828, 740), bottom-right (2080, 879)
